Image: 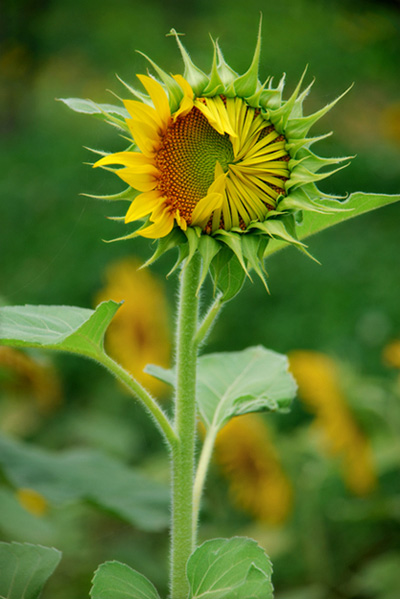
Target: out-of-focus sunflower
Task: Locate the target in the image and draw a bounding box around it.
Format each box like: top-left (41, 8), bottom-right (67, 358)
top-left (16, 488), bottom-right (48, 517)
top-left (95, 257), bottom-right (170, 397)
top-left (289, 350), bottom-right (377, 496)
top-left (0, 346), bottom-right (62, 435)
top-left (382, 339), bottom-right (400, 369)
top-left (214, 413), bottom-right (292, 525)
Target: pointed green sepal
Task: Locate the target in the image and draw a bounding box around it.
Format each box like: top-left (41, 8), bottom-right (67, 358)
top-left (136, 51), bottom-right (184, 113)
top-left (80, 187), bottom-right (135, 202)
top-left (140, 228), bottom-right (187, 269)
top-left (278, 188), bottom-right (342, 214)
top-left (250, 216), bottom-right (306, 249)
top-left (116, 75), bottom-right (152, 105)
top-left (286, 162), bottom-right (350, 191)
top-left (290, 78), bottom-right (315, 119)
top-left (167, 242), bottom-right (190, 277)
top-left (242, 234), bottom-right (269, 292)
top-left (215, 40), bottom-right (238, 92)
top-left (197, 235), bottom-right (221, 294)
top-left (289, 148), bottom-right (352, 173)
top-left (285, 84), bottom-right (353, 138)
top-left (270, 66), bottom-right (308, 132)
top-left (214, 230), bottom-right (250, 278)
top-left (202, 38), bottom-right (226, 96)
top-left (285, 132), bottom-right (333, 156)
top-left (234, 17), bottom-right (262, 97)
top-left (169, 29), bottom-right (209, 95)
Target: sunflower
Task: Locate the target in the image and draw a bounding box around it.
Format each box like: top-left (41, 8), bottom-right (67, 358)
top-left (94, 74), bottom-right (291, 239)
top-left (74, 22), bottom-right (349, 285)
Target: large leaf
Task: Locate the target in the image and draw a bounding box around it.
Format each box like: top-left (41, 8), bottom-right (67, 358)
top-left (197, 346), bottom-right (296, 432)
top-left (0, 541), bottom-right (61, 599)
top-left (0, 435), bottom-right (169, 532)
top-left (266, 192), bottom-right (400, 256)
top-left (91, 561), bottom-right (161, 599)
top-left (187, 537), bottom-right (273, 599)
top-left (0, 301), bottom-right (120, 360)
top-left (147, 346), bottom-right (296, 432)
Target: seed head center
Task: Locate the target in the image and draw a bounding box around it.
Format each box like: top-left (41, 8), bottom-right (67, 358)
top-left (155, 106), bottom-right (234, 222)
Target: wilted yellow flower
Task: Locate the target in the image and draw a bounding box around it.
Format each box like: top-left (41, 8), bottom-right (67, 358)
top-left (16, 488), bottom-right (48, 517)
top-left (289, 351), bottom-right (377, 496)
top-left (0, 346), bottom-right (62, 412)
top-left (215, 413), bottom-right (292, 525)
top-left (95, 258), bottom-right (170, 397)
top-left (382, 339), bottom-right (400, 369)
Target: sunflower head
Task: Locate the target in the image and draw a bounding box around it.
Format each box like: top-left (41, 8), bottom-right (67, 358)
top-left (86, 21), bottom-right (350, 291)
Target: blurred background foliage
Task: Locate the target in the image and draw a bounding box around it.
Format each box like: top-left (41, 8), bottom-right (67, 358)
top-left (1, 0), bottom-right (400, 597)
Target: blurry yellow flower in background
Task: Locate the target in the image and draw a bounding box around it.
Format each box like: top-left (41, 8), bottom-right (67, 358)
top-left (16, 488), bottom-right (48, 517)
top-left (95, 258), bottom-right (171, 397)
top-left (382, 339), bottom-right (400, 369)
top-left (0, 346), bottom-right (62, 435)
top-left (381, 103), bottom-right (400, 146)
top-left (214, 413), bottom-right (292, 525)
top-left (289, 351), bottom-right (377, 496)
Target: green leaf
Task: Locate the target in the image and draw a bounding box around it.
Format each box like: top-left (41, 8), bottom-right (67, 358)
top-left (146, 345), bottom-right (296, 433)
top-left (0, 541), bottom-right (61, 599)
top-left (210, 252), bottom-right (247, 302)
top-left (91, 561), bottom-right (161, 599)
top-left (187, 537), bottom-right (273, 599)
top-left (0, 301), bottom-right (121, 360)
top-left (266, 192), bottom-right (400, 256)
top-left (0, 488), bottom-right (53, 543)
top-left (0, 435), bottom-right (169, 532)
top-left (196, 346), bottom-right (296, 432)
top-left (144, 364), bottom-right (175, 387)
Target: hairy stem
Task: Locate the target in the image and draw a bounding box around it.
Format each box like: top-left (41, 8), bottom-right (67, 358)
top-left (194, 293), bottom-right (223, 348)
top-left (100, 353), bottom-right (177, 448)
top-left (170, 255), bottom-right (202, 599)
top-left (192, 427), bottom-right (218, 542)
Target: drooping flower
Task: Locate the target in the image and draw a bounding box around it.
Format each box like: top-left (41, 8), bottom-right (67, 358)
top-left (71, 21), bottom-right (350, 286)
top-left (289, 350), bottom-right (377, 496)
top-left (215, 413), bottom-right (292, 525)
top-left (94, 257), bottom-right (171, 397)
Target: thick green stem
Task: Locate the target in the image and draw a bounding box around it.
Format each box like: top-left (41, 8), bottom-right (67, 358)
top-left (170, 255), bottom-right (201, 599)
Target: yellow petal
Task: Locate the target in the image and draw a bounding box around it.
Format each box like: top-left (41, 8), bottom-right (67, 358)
top-left (173, 74), bottom-right (194, 99)
top-left (94, 151), bottom-right (154, 169)
top-left (126, 118), bottom-right (160, 156)
top-left (117, 167), bottom-right (158, 192)
top-left (174, 209), bottom-right (187, 231)
top-left (138, 210), bottom-right (174, 239)
top-left (125, 190), bottom-right (163, 223)
top-left (173, 95), bottom-right (194, 121)
top-left (195, 97), bottom-right (236, 138)
top-left (191, 192), bottom-right (224, 227)
top-left (137, 74), bottom-right (171, 125)
top-left (124, 99), bottom-right (164, 131)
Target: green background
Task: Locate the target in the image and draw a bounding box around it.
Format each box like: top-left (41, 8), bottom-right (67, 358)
top-left (1, 0), bottom-right (400, 597)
